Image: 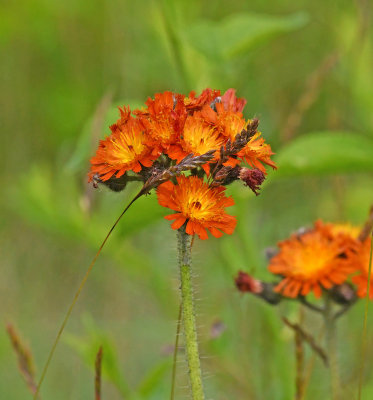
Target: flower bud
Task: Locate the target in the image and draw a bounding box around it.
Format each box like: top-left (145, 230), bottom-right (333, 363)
top-left (239, 168), bottom-right (265, 195)
top-left (235, 271), bottom-right (282, 305)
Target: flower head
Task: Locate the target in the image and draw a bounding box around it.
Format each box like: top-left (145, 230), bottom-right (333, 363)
top-left (167, 113), bottom-right (225, 167)
top-left (89, 106), bottom-right (157, 181)
top-left (237, 132), bottom-right (277, 172)
top-left (157, 175), bottom-right (236, 239)
top-left (196, 96), bottom-right (276, 173)
top-left (136, 91), bottom-right (187, 151)
top-left (269, 221), bottom-right (357, 298)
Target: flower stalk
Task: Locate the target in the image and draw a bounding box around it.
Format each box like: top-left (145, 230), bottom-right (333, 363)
top-left (177, 227), bottom-right (205, 400)
top-left (323, 294), bottom-right (340, 400)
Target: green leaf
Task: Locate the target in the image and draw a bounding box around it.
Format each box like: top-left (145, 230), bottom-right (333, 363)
top-left (184, 12), bottom-right (308, 61)
top-left (136, 359), bottom-right (172, 398)
top-left (272, 131), bottom-right (373, 178)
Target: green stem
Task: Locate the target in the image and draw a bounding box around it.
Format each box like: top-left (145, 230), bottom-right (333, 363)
top-left (323, 294), bottom-right (340, 400)
top-left (177, 227), bottom-right (205, 400)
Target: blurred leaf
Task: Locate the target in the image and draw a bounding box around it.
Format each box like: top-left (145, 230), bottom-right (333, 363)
top-left (136, 359), bottom-right (172, 398)
top-left (185, 12), bottom-right (308, 60)
top-left (64, 315), bottom-right (132, 398)
top-left (271, 132), bottom-right (373, 178)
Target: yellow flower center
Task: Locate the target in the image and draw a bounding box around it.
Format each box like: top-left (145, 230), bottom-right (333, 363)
top-left (109, 127), bottom-right (145, 166)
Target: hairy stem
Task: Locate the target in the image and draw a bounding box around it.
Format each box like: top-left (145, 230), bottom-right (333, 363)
top-left (177, 227), bottom-right (205, 400)
top-left (323, 295), bottom-right (340, 400)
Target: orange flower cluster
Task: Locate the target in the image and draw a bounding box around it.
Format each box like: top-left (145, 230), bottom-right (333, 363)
top-left (268, 220), bottom-right (372, 299)
top-left (89, 88), bottom-right (276, 239)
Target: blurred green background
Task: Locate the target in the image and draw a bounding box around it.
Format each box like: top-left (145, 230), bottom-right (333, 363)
top-left (1, 0), bottom-right (373, 399)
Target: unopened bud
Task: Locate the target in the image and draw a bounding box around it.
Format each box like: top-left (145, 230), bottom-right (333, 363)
top-left (235, 271), bottom-right (282, 305)
top-left (235, 271), bottom-right (262, 293)
top-left (239, 168), bottom-right (265, 195)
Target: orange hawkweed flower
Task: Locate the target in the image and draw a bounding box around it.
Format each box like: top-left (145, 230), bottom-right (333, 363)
top-left (136, 91), bottom-right (187, 151)
top-left (237, 132), bottom-right (277, 172)
top-left (269, 221), bottom-right (356, 298)
top-left (167, 113), bottom-right (226, 166)
top-left (198, 102), bottom-right (277, 173)
top-left (157, 175), bottom-right (236, 240)
top-left (351, 238), bottom-right (373, 298)
top-left (89, 107), bottom-right (157, 181)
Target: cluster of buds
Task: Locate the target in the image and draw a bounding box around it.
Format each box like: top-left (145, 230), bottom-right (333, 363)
top-left (89, 88), bottom-right (276, 239)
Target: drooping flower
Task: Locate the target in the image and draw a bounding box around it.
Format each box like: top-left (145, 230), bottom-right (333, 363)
top-left (237, 132), bottom-right (277, 172)
top-left (157, 175), bottom-right (236, 240)
top-left (351, 237), bottom-right (373, 298)
top-left (89, 106), bottom-right (157, 181)
top-left (269, 221), bottom-right (357, 298)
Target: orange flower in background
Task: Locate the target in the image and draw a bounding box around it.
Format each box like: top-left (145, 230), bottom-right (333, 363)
top-left (269, 221), bottom-right (357, 298)
top-left (351, 238), bottom-right (373, 298)
top-left (89, 107), bottom-right (157, 181)
top-left (136, 91), bottom-right (187, 151)
top-left (157, 175), bottom-right (236, 240)
top-left (317, 221), bottom-right (361, 240)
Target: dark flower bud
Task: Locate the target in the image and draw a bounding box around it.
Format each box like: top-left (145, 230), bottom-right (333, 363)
top-left (235, 270), bottom-right (262, 293)
top-left (329, 283), bottom-right (358, 305)
top-left (235, 271), bottom-right (282, 305)
top-left (239, 168), bottom-right (265, 195)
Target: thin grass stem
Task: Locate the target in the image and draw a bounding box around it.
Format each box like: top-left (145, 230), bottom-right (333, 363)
top-left (33, 193), bottom-right (142, 399)
top-left (357, 233), bottom-right (373, 400)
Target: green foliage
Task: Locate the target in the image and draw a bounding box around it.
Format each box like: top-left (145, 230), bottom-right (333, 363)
top-left (185, 12), bottom-right (308, 61)
top-left (65, 315), bottom-right (172, 399)
top-left (272, 132), bottom-right (373, 178)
